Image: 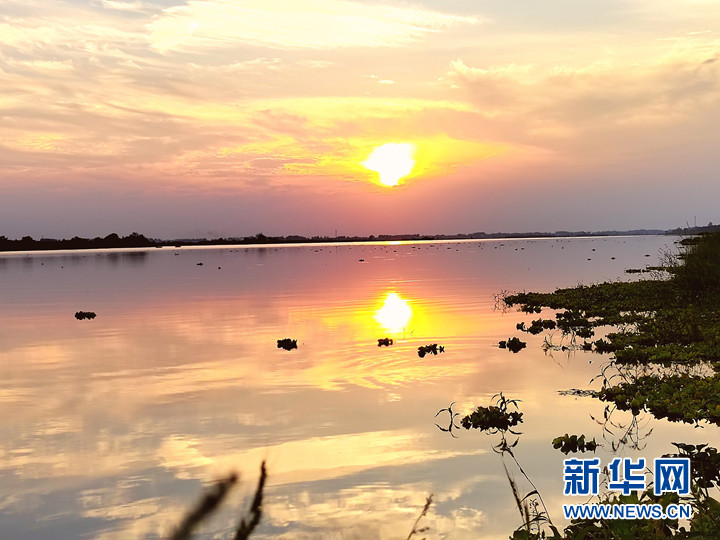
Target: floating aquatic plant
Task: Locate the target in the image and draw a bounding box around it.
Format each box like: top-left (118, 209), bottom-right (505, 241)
top-left (418, 344), bottom-right (444, 358)
top-left (277, 338), bottom-right (297, 351)
top-left (499, 337), bottom-right (527, 353)
top-left (551, 433), bottom-right (599, 454)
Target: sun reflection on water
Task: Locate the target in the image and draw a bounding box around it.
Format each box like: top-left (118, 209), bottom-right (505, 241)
top-left (374, 292), bottom-right (412, 333)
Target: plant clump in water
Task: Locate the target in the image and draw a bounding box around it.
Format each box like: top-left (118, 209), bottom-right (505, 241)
top-left (277, 338), bottom-right (297, 351)
top-left (418, 344), bottom-right (444, 358)
top-left (597, 373), bottom-right (720, 425)
top-left (517, 319), bottom-right (556, 335)
top-left (499, 337), bottom-right (527, 353)
top-left (552, 433), bottom-right (599, 454)
top-left (460, 394), bottom-right (523, 434)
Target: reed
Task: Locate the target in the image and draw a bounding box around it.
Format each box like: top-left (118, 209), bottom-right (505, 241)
top-left (406, 494), bottom-right (433, 540)
top-left (170, 474), bottom-right (238, 540)
top-left (169, 460), bottom-right (266, 540)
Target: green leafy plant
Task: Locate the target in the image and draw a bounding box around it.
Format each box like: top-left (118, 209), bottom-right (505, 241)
top-left (460, 393), bottom-right (523, 434)
top-left (552, 434), bottom-right (599, 454)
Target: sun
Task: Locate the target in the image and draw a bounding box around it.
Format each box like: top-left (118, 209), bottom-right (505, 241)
top-left (361, 143), bottom-right (416, 187)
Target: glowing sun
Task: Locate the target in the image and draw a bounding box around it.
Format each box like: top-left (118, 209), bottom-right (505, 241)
top-left (361, 143), bottom-right (416, 186)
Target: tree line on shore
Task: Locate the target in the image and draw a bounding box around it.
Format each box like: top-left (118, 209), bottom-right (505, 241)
top-left (4, 223), bottom-right (719, 253)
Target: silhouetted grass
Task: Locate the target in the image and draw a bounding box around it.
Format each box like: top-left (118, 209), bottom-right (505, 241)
top-left (169, 461), bottom-right (266, 540)
top-left (234, 461), bottom-right (267, 540)
top-left (171, 462), bottom-right (434, 539)
top-left (406, 494), bottom-right (433, 540)
top-left (170, 474), bottom-right (238, 540)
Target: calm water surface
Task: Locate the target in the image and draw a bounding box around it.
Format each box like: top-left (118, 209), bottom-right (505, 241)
top-left (1, 236), bottom-right (714, 539)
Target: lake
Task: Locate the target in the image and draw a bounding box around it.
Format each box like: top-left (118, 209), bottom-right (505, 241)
top-left (0, 235), bottom-right (711, 539)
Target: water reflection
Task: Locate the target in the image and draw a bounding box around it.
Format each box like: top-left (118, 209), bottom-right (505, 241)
top-left (0, 236), bottom-right (706, 539)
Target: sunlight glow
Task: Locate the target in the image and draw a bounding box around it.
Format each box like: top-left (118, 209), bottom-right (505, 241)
top-left (361, 143), bottom-right (416, 186)
top-left (374, 292), bottom-right (412, 332)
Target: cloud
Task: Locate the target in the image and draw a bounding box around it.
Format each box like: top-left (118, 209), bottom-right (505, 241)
top-left (447, 38), bottom-right (720, 162)
top-left (0, 0), bottom-right (487, 186)
top-left (147, 0), bottom-right (480, 53)
top-left (102, 0), bottom-right (145, 11)
top-left (100, 0), bottom-right (146, 11)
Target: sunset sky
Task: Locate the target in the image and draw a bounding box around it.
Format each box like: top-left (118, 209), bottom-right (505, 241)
top-left (1, 0), bottom-right (719, 239)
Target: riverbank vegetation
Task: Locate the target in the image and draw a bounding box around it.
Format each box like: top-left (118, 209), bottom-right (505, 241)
top-left (505, 232), bottom-right (720, 428)
top-left (490, 231), bottom-right (720, 538)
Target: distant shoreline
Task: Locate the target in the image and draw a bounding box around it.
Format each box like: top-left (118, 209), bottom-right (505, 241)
top-left (1, 225), bottom-right (717, 253)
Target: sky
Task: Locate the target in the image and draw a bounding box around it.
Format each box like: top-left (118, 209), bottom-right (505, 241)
top-left (1, 0), bottom-right (719, 239)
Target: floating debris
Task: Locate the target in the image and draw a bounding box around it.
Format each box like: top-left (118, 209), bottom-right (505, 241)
top-left (196, 262), bottom-right (204, 266)
top-left (418, 344), bottom-right (444, 358)
top-left (558, 388), bottom-right (597, 397)
top-left (498, 337), bottom-right (526, 353)
top-left (75, 311), bottom-right (96, 320)
top-left (277, 338), bottom-right (297, 351)
top-left (377, 338), bottom-right (393, 347)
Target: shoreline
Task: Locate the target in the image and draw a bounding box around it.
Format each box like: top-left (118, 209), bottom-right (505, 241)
top-left (0, 230), bottom-right (692, 255)
top-left (0, 233), bottom-right (680, 257)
